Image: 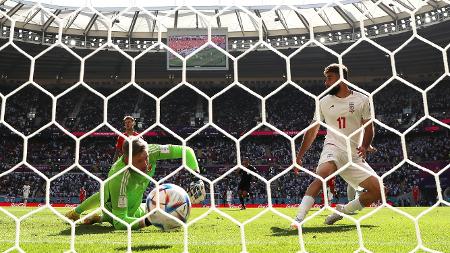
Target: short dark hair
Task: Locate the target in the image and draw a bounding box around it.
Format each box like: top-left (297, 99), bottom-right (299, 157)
top-left (122, 138), bottom-right (147, 158)
top-left (324, 63), bottom-right (348, 80)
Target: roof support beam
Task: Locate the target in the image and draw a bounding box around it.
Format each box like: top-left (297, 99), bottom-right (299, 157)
top-left (333, 6), bottom-right (356, 28)
top-left (174, 10), bottom-right (178, 28)
top-left (195, 13), bottom-right (198, 28)
top-left (0, 3), bottom-right (24, 25)
top-left (151, 10), bottom-right (158, 37)
top-left (42, 9), bottom-right (61, 32)
top-left (23, 8), bottom-right (41, 27)
top-left (275, 9), bottom-right (289, 34)
top-left (427, 0), bottom-right (439, 9)
top-left (83, 13), bottom-right (98, 36)
top-left (294, 10), bottom-right (310, 34)
top-left (352, 3), bottom-right (375, 23)
top-left (111, 11), bottom-right (120, 28)
top-left (314, 8), bottom-right (333, 30)
top-left (372, 0), bottom-right (397, 20)
top-left (64, 10), bottom-right (79, 32)
top-left (395, 0), bottom-right (415, 11)
top-left (127, 11), bottom-right (139, 38)
top-left (235, 9), bottom-right (245, 36)
top-left (215, 9), bottom-right (221, 27)
top-left (0, 0), bottom-right (8, 7)
top-left (253, 10), bottom-right (268, 37)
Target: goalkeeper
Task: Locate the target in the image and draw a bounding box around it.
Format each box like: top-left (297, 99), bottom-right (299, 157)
top-left (65, 138), bottom-right (206, 230)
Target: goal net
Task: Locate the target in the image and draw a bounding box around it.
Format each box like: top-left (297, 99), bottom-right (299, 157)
top-left (0, 0), bottom-right (449, 252)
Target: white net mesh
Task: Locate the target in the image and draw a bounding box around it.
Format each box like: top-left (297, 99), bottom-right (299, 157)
top-left (0, 0), bottom-right (449, 252)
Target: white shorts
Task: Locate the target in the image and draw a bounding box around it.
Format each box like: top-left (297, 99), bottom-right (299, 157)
top-left (318, 144), bottom-right (376, 189)
top-left (23, 194), bottom-right (29, 199)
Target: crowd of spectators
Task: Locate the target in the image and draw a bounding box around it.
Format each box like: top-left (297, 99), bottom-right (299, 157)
top-left (1, 80), bottom-right (449, 206)
top-left (168, 35), bottom-right (226, 58)
top-left (2, 80), bottom-right (449, 136)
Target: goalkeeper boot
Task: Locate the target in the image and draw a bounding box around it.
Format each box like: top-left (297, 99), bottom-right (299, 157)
top-left (324, 204), bottom-right (345, 225)
top-left (83, 213), bottom-right (102, 225)
top-left (290, 216), bottom-right (303, 230)
top-left (65, 209), bottom-right (80, 222)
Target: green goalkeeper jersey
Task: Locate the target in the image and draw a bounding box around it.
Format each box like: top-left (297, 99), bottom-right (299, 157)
top-left (82, 144), bottom-right (199, 230)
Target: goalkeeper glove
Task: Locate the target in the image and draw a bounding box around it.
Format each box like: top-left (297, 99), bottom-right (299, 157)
top-left (188, 180), bottom-right (206, 204)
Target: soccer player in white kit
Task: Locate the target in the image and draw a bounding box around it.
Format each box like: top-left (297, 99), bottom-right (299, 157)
top-left (226, 189), bottom-right (233, 207)
top-left (23, 183), bottom-right (31, 206)
top-left (291, 63), bottom-right (381, 228)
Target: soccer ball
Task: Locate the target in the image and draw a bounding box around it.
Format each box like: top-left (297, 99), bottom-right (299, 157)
top-left (146, 183), bottom-right (191, 231)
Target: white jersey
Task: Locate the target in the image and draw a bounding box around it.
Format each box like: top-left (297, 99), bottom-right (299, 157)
top-left (315, 91), bottom-right (371, 153)
top-left (226, 190), bottom-right (233, 202)
top-left (23, 185), bottom-right (31, 197)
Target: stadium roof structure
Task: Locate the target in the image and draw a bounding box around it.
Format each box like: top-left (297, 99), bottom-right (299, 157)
top-left (0, 0), bottom-right (448, 38)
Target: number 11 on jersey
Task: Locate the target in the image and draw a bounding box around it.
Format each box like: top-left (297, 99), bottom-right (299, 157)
top-left (337, 116), bottom-right (346, 129)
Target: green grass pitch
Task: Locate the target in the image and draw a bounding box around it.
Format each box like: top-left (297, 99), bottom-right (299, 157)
top-left (0, 207), bottom-right (448, 252)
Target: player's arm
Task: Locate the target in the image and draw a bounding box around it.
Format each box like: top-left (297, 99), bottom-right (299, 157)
top-left (297, 103), bottom-right (324, 167)
top-left (293, 120), bottom-right (320, 175)
top-left (149, 144), bottom-right (200, 173)
top-left (109, 171), bottom-right (146, 230)
top-left (296, 122), bottom-right (320, 166)
top-left (357, 98), bottom-right (375, 158)
top-left (360, 119), bottom-right (374, 148)
top-left (113, 136), bottom-right (122, 162)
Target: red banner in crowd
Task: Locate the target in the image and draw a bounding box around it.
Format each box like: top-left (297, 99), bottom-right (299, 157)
top-left (0, 202), bottom-right (389, 208)
top-left (192, 203), bottom-right (329, 208)
top-left (248, 130), bottom-right (327, 136)
top-left (0, 202), bottom-right (78, 208)
top-left (71, 131), bottom-right (161, 137)
top-left (440, 118), bottom-right (450, 124)
top-left (424, 126), bottom-right (440, 132)
top-left (0, 202), bottom-right (328, 208)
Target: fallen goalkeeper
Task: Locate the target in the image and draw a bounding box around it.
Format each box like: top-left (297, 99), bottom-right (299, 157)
top-left (65, 138), bottom-right (206, 230)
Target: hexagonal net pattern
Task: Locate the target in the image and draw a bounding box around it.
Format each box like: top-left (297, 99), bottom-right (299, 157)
top-left (0, 1), bottom-right (449, 253)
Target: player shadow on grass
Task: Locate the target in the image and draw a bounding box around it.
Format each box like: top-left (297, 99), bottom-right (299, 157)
top-left (57, 224), bottom-right (116, 235)
top-left (270, 224), bottom-right (378, 236)
top-left (57, 224), bottom-right (180, 236)
top-left (116, 245), bottom-right (172, 251)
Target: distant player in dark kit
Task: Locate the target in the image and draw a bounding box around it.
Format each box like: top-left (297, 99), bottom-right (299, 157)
top-left (237, 157), bottom-right (257, 210)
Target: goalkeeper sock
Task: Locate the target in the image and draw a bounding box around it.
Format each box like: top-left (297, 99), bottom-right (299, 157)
top-left (296, 195), bottom-right (315, 220)
top-left (75, 192), bottom-right (100, 214)
top-left (343, 198), bottom-right (364, 214)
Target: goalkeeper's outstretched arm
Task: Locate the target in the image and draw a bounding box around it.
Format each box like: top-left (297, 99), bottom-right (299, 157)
top-left (150, 144), bottom-right (200, 173)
